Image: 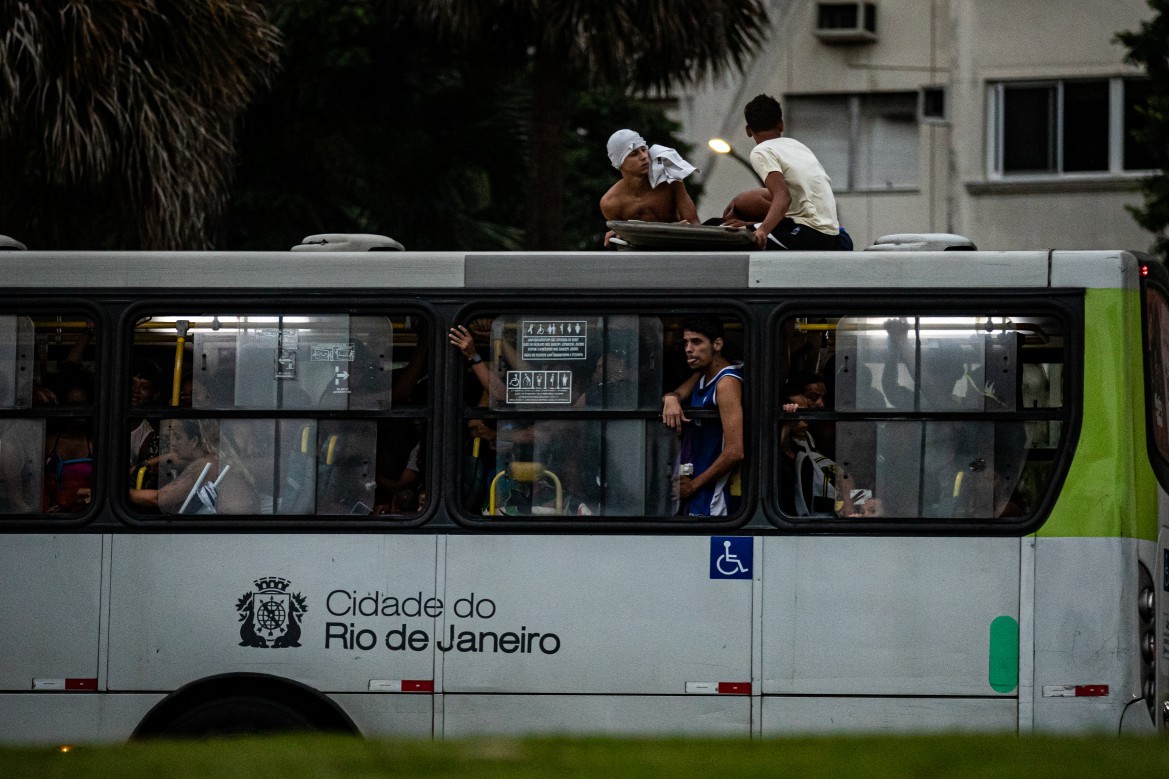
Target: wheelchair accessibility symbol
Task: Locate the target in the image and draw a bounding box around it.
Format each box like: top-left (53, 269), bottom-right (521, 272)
top-left (710, 536), bottom-right (752, 579)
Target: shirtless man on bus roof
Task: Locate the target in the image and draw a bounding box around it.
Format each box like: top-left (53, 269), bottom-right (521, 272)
top-left (600, 129), bottom-right (699, 246)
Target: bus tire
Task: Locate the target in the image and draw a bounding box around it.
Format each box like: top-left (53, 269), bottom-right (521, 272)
top-left (157, 694), bottom-right (317, 737)
top-left (134, 674), bottom-right (357, 739)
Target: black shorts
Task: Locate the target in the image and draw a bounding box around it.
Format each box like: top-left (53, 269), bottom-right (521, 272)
top-left (768, 218), bottom-right (851, 251)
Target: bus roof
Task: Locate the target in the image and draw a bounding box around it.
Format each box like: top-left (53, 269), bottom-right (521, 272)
top-left (0, 249), bottom-right (1141, 291)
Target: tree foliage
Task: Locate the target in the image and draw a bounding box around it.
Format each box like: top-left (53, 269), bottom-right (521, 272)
top-left (0, 0), bottom-right (280, 249)
top-left (224, 1), bottom-right (530, 251)
top-left (1118, 0), bottom-right (1169, 259)
top-left (0, 0), bottom-right (730, 252)
top-left (405, 0), bottom-right (766, 94)
top-left (224, 0), bottom-right (699, 252)
top-left (402, 0), bottom-right (767, 249)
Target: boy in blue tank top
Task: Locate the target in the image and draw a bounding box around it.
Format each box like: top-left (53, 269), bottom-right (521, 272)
top-left (661, 318), bottom-right (744, 516)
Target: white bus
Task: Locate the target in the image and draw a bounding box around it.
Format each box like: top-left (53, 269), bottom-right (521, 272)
top-left (0, 237), bottom-right (1166, 741)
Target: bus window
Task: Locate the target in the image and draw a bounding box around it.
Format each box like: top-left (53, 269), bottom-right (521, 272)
top-left (127, 313), bottom-right (428, 518)
top-left (1145, 287), bottom-right (1169, 462)
top-left (183, 314), bottom-right (400, 411)
top-left (456, 312), bottom-right (744, 520)
top-left (779, 313), bottom-right (1065, 522)
top-left (0, 315), bottom-right (96, 517)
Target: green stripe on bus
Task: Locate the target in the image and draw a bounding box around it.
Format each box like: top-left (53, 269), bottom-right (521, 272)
top-left (988, 615), bottom-right (1019, 693)
top-left (1039, 287), bottom-right (1159, 540)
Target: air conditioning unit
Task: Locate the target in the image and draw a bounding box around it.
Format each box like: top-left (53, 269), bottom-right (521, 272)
top-left (814, 2), bottom-right (877, 44)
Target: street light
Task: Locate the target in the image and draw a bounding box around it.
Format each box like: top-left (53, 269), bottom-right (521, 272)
top-left (708, 137), bottom-right (756, 177)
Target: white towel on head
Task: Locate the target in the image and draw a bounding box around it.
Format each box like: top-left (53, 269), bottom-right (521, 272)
top-left (607, 129), bottom-right (647, 168)
top-left (648, 144), bottom-right (697, 188)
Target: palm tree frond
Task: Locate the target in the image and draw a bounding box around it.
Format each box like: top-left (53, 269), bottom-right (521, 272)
top-left (1, 0), bottom-right (282, 248)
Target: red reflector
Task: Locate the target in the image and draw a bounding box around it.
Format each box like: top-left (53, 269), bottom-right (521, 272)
top-left (401, 679), bottom-right (434, 692)
top-left (64, 678), bottom-right (98, 691)
top-left (717, 682), bottom-right (751, 695)
top-left (1141, 264), bottom-right (1150, 277)
top-left (1074, 685), bottom-right (1109, 697)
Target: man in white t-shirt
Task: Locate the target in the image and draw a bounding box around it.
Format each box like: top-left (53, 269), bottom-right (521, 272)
top-left (727, 94), bottom-right (850, 251)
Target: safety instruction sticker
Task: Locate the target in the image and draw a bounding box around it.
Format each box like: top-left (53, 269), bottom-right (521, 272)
top-left (521, 321), bottom-right (587, 361)
top-left (273, 329), bottom-right (298, 379)
top-left (311, 343), bottom-right (355, 361)
top-left (506, 370), bottom-right (573, 403)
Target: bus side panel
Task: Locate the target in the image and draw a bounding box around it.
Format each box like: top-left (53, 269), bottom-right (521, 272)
top-left (0, 693), bottom-right (164, 745)
top-left (1032, 536), bottom-right (1145, 732)
top-left (0, 535), bottom-right (103, 692)
top-left (328, 694), bottom-right (434, 738)
top-left (761, 696), bottom-right (1017, 734)
top-left (107, 534), bottom-right (438, 703)
top-left (442, 694), bottom-right (750, 737)
top-left (760, 537), bottom-right (1021, 698)
top-left (441, 536), bottom-right (752, 703)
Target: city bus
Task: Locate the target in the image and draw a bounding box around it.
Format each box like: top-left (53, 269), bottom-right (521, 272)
top-left (0, 236), bottom-right (1166, 742)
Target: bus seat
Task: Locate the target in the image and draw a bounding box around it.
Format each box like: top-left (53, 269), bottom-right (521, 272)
top-left (275, 424), bottom-right (315, 514)
top-left (315, 429), bottom-right (376, 515)
top-left (488, 461), bottom-right (563, 516)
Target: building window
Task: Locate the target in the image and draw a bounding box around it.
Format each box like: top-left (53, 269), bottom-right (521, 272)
top-left (921, 87), bottom-right (946, 122)
top-left (785, 92), bottom-right (919, 192)
top-left (1124, 79), bottom-right (1156, 171)
top-left (988, 77), bottom-right (1153, 177)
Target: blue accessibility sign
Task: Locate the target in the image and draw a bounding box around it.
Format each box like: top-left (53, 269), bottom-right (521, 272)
top-left (710, 536), bottom-right (752, 579)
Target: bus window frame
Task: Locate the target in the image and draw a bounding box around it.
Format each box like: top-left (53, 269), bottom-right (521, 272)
top-left (112, 298), bottom-right (439, 530)
top-left (1140, 261), bottom-right (1169, 493)
top-left (0, 298), bottom-right (106, 529)
top-left (764, 293), bottom-right (1083, 536)
top-left (445, 298), bottom-right (757, 531)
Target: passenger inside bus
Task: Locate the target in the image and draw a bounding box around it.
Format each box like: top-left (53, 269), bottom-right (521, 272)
top-left (450, 323), bottom-right (506, 513)
top-left (451, 323), bottom-right (590, 515)
top-left (373, 420), bottom-right (425, 516)
top-left (43, 376), bottom-right (95, 514)
top-left (129, 359), bottom-right (164, 491)
top-left (782, 314), bottom-right (1051, 521)
top-left (8, 319), bottom-right (96, 515)
top-left (128, 419), bottom-right (260, 515)
top-left (779, 383), bottom-right (837, 517)
top-left (879, 318), bottom-right (1009, 411)
top-left (660, 317), bottom-right (744, 517)
top-left (389, 323), bottom-right (430, 407)
top-left (454, 315), bottom-right (681, 517)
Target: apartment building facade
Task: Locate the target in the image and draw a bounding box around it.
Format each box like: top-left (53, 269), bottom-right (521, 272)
top-left (677, 0), bottom-right (1156, 251)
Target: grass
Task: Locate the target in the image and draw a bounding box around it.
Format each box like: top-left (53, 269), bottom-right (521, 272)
top-left (2, 734), bottom-right (1168, 778)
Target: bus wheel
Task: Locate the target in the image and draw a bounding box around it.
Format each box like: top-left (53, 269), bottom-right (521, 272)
top-left (157, 695), bottom-right (317, 738)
